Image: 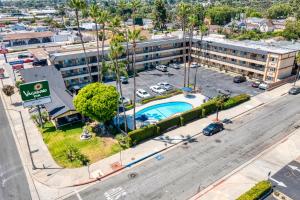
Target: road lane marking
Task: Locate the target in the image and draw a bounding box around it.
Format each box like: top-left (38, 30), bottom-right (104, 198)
top-left (74, 190), bottom-right (83, 200)
top-left (104, 186), bottom-right (127, 200)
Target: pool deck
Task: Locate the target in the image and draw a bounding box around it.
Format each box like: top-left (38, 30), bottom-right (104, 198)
top-left (121, 93), bottom-right (206, 129)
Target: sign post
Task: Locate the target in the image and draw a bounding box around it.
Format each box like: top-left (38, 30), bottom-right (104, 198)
top-left (20, 80), bottom-right (51, 127)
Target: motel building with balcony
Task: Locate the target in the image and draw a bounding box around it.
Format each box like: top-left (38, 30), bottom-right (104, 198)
top-left (36, 34), bottom-right (299, 90)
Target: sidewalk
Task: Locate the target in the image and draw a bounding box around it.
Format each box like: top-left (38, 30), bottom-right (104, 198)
top-left (0, 74), bottom-right (298, 200)
top-left (191, 128), bottom-right (300, 200)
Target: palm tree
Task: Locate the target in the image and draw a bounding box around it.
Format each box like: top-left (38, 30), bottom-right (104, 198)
top-left (68, 0), bottom-right (92, 82)
top-left (177, 2), bottom-right (190, 87)
top-left (294, 52), bottom-right (300, 86)
top-left (187, 14), bottom-right (197, 86)
top-left (57, 5), bottom-right (66, 27)
top-left (97, 10), bottom-right (109, 82)
top-left (129, 0), bottom-right (141, 130)
top-left (89, 3), bottom-right (101, 82)
top-left (109, 40), bottom-right (128, 133)
top-left (194, 25), bottom-right (208, 91)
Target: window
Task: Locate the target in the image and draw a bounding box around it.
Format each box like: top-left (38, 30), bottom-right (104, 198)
top-left (266, 76), bottom-right (274, 81)
top-left (269, 67), bottom-right (276, 72)
top-left (271, 57), bottom-right (277, 62)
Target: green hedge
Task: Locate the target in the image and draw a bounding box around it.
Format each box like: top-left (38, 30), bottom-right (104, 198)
top-left (201, 98), bottom-right (218, 115)
top-left (223, 94), bottom-right (250, 110)
top-left (127, 94), bottom-right (251, 146)
top-left (128, 125), bottom-right (157, 145)
top-left (237, 180), bottom-right (272, 200)
top-left (156, 115), bottom-right (181, 133)
top-left (181, 107), bottom-right (202, 124)
top-left (141, 90), bottom-right (182, 104)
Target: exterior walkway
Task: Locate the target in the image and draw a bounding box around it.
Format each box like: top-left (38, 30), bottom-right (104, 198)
top-left (0, 72), bottom-right (298, 200)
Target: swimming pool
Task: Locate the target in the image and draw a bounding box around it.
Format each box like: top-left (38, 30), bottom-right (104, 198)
top-left (136, 101), bottom-right (193, 121)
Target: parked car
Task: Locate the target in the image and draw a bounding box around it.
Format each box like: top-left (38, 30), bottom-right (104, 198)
top-left (258, 82), bottom-right (269, 90)
top-left (136, 89), bottom-right (151, 98)
top-left (217, 89), bottom-right (231, 97)
top-left (23, 58), bottom-right (34, 63)
top-left (251, 81), bottom-right (261, 88)
top-left (18, 54), bottom-right (29, 59)
top-left (12, 64), bottom-right (24, 70)
top-left (202, 122), bottom-right (224, 136)
top-left (233, 76), bottom-right (246, 83)
top-left (119, 96), bottom-right (131, 105)
top-left (156, 65), bottom-right (168, 72)
top-left (157, 82), bottom-right (173, 91)
top-left (190, 62), bottom-right (199, 68)
top-left (120, 76), bottom-right (128, 84)
top-left (288, 87), bottom-right (300, 95)
top-left (150, 85), bottom-right (166, 94)
top-left (169, 63), bottom-right (180, 69)
top-left (32, 59), bottom-right (47, 66)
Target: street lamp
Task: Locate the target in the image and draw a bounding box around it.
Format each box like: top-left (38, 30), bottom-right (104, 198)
top-left (3, 108), bottom-right (36, 170)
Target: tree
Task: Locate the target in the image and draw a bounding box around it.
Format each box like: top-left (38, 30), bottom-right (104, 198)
top-left (128, 28), bottom-right (141, 131)
top-left (89, 3), bottom-right (101, 82)
top-left (281, 20), bottom-right (300, 40)
top-left (294, 52), bottom-right (300, 86)
top-left (68, 0), bottom-right (92, 82)
top-left (97, 9), bottom-right (110, 82)
top-left (215, 96), bottom-right (225, 121)
top-left (187, 13), bottom-right (197, 86)
top-left (73, 83), bottom-right (119, 123)
top-left (153, 0), bottom-right (167, 32)
top-left (267, 3), bottom-right (291, 19)
top-left (2, 85), bottom-right (14, 103)
top-left (290, 0), bottom-right (300, 20)
top-left (57, 4), bottom-right (66, 26)
top-left (177, 2), bottom-right (190, 87)
top-left (206, 6), bottom-right (238, 25)
top-left (129, 0), bottom-right (141, 130)
top-left (109, 40), bottom-right (128, 132)
top-left (194, 25), bottom-right (208, 91)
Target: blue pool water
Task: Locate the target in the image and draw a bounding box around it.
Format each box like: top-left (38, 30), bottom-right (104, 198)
top-left (136, 101), bottom-right (193, 121)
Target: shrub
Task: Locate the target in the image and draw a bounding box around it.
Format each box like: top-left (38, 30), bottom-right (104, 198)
top-left (115, 134), bottom-right (132, 149)
top-left (156, 115), bottom-right (181, 134)
top-left (200, 98), bottom-right (218, 115)
top-left (128, 125), bottom-right (157, 145)
top-left (223, 94), bottom-right (250, 110)
top-left (237, 180), bottom-right (272, 200)
top-left (64, 145), bottom-right (90, 166)
top-left (141, 90), bottom-right (182, 104)
top-left (125, 104), bottom-right (134, 110)
top-left (181, 107), bottom-right (202, 124)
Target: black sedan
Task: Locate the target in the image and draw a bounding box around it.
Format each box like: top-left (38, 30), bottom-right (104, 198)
top-left (233, 76), bottom-right (246, 83)
top-left (202, 122), bottom-right (224, 136)
top-left (288, 87), bottom-right (300, 95)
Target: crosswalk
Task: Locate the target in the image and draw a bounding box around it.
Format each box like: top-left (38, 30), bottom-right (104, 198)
top-left (104, 186), bottom-right (127, 200)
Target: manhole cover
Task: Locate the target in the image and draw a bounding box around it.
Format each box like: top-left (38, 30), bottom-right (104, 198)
top-left (128, 172), bottom-right (138, 179)
top-left (215, 139), bottom-right (221, 143)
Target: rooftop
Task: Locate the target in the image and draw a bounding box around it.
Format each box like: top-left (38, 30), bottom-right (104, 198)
top-left (195, 35), bottom-right (300, 54)
top-left (3, 31), bottom-right (54, 41)
top-left (20, 66), bottom-right (76, 119)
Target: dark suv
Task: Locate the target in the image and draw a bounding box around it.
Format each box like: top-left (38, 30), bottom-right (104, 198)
top-left (233, 76), bottom-right (246, 83)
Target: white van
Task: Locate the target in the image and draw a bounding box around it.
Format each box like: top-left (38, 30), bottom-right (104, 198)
top-left (156, 65), bottom-right (168, 72)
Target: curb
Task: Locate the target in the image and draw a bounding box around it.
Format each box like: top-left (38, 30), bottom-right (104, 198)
top-left (189, 122), bottom-right (300, 200)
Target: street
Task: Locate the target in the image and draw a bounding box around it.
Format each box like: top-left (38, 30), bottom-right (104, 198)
top-left (65, 94), bottom-right (300, 200)
top-left (0, 98), bottom-right (31, 200)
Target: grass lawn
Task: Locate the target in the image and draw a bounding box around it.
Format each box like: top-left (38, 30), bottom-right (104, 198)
top-left (40, 122), bottom-right (122, 168)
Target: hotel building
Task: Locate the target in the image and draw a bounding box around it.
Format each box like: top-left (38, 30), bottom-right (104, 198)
top-left (43, 35), bottom-right (299, 90)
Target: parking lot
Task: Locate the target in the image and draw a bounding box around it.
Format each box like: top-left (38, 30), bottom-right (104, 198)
top-left (268, 160), bottom-right (300, 199)
top-left (108, 66), bottom-right (263, 100)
